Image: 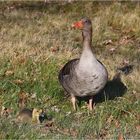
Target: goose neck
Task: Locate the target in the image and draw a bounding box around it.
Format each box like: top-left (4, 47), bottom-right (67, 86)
top-left (82, 30), bottom-right (92, 50)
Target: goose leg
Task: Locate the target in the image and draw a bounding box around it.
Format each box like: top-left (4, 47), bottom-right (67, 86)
top-left (71, 95), bottom-right (76, 110)
top-left (88, 97), bottom-right (93, 111)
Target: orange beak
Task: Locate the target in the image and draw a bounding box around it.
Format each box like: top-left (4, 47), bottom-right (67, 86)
top-left (71, 21), bottom-right (83, 29)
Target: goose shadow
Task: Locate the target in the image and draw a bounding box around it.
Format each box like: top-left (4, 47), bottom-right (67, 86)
top-left (94, 72), bottom-right (127, 103)
top-left (77, 72), bottom-right (127, 105)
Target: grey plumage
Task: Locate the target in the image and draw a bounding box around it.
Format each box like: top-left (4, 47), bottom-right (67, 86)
top-left (58, 17), bottom-right (108, 110)
top-left (59, 58), bottom-right (79, 95)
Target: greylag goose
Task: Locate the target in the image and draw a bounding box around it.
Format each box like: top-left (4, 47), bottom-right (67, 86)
top-left (59, 17), bottom-right (108, 110)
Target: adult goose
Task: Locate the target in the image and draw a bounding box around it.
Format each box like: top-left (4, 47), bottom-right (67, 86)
top-left (59, 17), bottom-right (108, 110)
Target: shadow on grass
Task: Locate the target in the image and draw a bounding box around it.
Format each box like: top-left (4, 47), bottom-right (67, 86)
top-left (94, 72), bottom-right (127, 103)
top-left (77, 72), bottom-right (127, 105)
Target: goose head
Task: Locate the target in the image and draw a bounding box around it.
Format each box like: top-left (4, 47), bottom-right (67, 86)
top-left (72, 17), bottom-right (92, 32)
top-left (72, 17), bottom-right (92, 44)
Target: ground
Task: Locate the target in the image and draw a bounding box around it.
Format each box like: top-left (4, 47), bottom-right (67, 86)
top-left (0, 1), bottom-right (140, 139)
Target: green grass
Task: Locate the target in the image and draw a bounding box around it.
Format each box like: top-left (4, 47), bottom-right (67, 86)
top-left (0, 1), bottom-right (140, 139)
